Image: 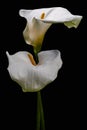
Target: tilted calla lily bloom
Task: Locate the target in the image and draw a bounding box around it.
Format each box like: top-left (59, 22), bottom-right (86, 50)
top-left (19, 7), bottom-right (82, 53)
top-left (6, 50), bottom-right (62, 92)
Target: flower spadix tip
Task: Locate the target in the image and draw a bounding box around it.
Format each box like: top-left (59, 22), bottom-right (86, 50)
top-left (40, 12), bottom-right (45, 19)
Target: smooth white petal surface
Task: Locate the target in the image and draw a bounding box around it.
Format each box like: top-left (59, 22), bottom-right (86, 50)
top-left (6, 50), bottom-right (62, 92)
top-left (19, 8), bottom-right (52, 48)
top-left (36, 7), bottom-right (82, 28)
top-left (19, 7), bottom-right (82, 48)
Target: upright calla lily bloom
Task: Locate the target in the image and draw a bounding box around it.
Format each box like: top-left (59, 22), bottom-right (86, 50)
top-left (6, 50), bottom-right (62, 92)
top-left (19, 7), bottom-right (82, 53)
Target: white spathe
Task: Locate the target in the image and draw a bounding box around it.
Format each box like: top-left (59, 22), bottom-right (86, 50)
top-left (19, 7), bottom-right (82, 51)
top-left (6, 50), bottom-right (62, 92)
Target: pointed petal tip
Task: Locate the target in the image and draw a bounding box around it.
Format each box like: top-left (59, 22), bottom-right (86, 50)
top-left (76, 15), bottom-right (83, 22)
top-left (80, 15), bottom-right (83, 19)
top-left (19, 9), bottom-right (24, 17)
top-left (19, 9), bottom-right (27, 17)
top-left (6, 51), bottom-right (10, 57)
top-left (75, 15), bottom-right (83, 28)
top-left (19, 9), bottom-right (31, 18)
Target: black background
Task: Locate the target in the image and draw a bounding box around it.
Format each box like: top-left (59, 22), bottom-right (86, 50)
top-left (0, 0), bottom-right (86, 129)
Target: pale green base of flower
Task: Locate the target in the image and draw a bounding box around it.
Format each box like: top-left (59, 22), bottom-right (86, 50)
top-left (34, 45), bottom-right (41, 56)
top-left (33, 45), bottom-right (42, 63)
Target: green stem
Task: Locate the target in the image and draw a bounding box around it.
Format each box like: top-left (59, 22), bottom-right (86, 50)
top-left (36, 91), bottom-right (45, 130)
top-left (33, 45), bottom-right (42, 64)
top-left (39, 92), bottom-right (45, 130)
top-left (34, 51), bottom-right (39, 64)
top-left (36, 92), bottom-right (41, 130)
top-left (34, 46), bottom-right (45, 130)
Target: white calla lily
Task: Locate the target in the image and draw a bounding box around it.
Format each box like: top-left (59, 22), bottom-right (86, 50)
top-left (6, 50), bottom-right (62, 92)
top-left (19, 7), bottom-right (82, 52)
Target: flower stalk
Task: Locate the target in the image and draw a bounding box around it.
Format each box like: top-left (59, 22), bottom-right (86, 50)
top-left (35, 51), bottom-right (45, 130)
top-left (36, 91), bottom-right (45, 130)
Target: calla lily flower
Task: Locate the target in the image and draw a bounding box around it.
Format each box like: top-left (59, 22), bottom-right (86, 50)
top-left (6, 50), bottom-right (62, 92)
top-left (19, 7), bottom-right (82, 53)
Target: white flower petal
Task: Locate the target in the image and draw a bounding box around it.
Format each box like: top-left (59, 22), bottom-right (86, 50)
top-left (6, 50), bottom-right (62, 92)
top-left (19, 7), bottom-right (82, 49)
top-left (19, 8), bottom-right (54, 21)
top-left (37, 50), bottom-right (62, 87)
top-left (19, 8), bottom-right (51, 49)
top-left (36, 7), bottom-right (82, 28)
